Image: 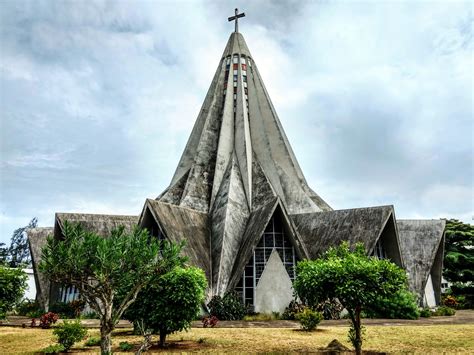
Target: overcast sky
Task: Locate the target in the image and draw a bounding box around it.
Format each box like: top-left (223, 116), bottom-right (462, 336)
top-left (0, 0), bottom-right (472, 244)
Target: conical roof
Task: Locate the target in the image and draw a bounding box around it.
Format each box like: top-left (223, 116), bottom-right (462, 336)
top-left (156, 30), bottom-right (331, 295)
top-left (159, 32), bottom-right (331, 215)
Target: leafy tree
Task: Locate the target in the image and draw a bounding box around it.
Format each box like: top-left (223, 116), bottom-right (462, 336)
top-left (125, 266), bottom-right (207, 348)
top-left (364, 289), bottom-right (419, 319)
top-left (7, 217), bottom-right (37, 267)
top-left (39, 222), bottom-right (184, 355)
top-left (293, 242), bottom-right (409, 355)
top-left (443, 219), bottom-right (474, 308)
top-left (0, 243), bottom-right (8, 265)
top-left (0, 264), bottom-right (28, 319)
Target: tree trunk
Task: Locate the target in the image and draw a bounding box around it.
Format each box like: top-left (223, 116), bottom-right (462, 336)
top-left (100, 303), bottom-right (114, 355)
top-left (100, 324), bottom-right (112, 355)
top-left (354, 306), bottom-right (362, 355)
top-left (159, 329), bottom-right (167, 348)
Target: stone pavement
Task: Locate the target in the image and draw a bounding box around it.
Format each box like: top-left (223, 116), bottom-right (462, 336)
top-left (1, 310), bottom-right (473, 329)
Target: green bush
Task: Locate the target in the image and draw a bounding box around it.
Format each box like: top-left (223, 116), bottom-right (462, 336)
top-left (53, 319), bottom-right (87, 351)
top-left (432, 306), bottom-right (456, 316)
top-left (296, 307), bottom-right (323, 331)
top-left (316, 298), bottom-right (344, 320)
top-left (50, 300), bottom-right (85, 319)
top-left (282, 300), bottom-right (305, 320)
top-left (419, 308), bottom-right (432, 317)
top-left (364, 289), bottom-right (420, 320)
top-left (207, 291), bottom-right (246, 320)
top-left (0, 265), bottom-right (28, 319)
top-left (81, 311), bottom-right (99, 319)
top-left (125, 266), bottom-right (207, 347)
top-left (16, 299), bottom-right (43, 318)
top-left (119, 341), bottom-right (133, 351)
top-left (450, 284), bottom-right (474, 309)
top-left (41, 344), bottom-right (65, 354)
top-left (85, 336), bottom-right (101, 346)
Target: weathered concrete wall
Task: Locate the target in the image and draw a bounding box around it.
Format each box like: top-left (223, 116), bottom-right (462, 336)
top-left (397, 219), bottom-right (445, 305)
top-left (27, 227), bottom-right (53, 310)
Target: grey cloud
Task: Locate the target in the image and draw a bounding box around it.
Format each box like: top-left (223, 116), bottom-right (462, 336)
top-left (1, 0), bottom-right (472, 243)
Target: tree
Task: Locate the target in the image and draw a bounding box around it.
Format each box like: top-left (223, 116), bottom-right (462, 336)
top-left (7, 217), bottom-right (38, 267)
top-left (0, 243), bottom-right (8, 265)
top-left (39, 222), bottom-right (185, 355)
top-left (293, 242), bottom-right (409, 355)
top-left (443, 219), bottom-right (474, 308)
top-left (0, 264), bottom-right (28, 319)
top-left (125, 266), bottom-right (207, 349)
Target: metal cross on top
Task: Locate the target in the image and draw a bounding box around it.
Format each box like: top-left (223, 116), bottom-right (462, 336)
top-left (228, 8), bottom-right (245, 33)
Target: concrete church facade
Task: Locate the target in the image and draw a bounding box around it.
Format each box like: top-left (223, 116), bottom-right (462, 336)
top-left (28, 16), bottom-right (446, 313)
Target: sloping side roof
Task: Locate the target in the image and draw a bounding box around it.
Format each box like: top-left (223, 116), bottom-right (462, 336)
top-left (290, 206), bottom-right (395, 258)
top-left (143, 199), bottom-right (211, 283)
top-left (55, 213), bottom-right (138, 238)
top-left (27, 227), bottom-right (53, 310)
top-left (397, 219), bottom-right (446, 302)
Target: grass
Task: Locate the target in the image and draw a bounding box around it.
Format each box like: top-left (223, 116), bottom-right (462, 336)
top-left (1, 324), bottom-right (473, 353)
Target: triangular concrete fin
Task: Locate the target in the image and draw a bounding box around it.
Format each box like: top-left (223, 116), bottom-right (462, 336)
top-left (210, 154), bottom-right (250, 295)
top-left (254, 249), bottom-right (293, 313)
top-left (251, 156), bottom-right (277, 209)
top-left (158, 169), bottom-right (190, 204)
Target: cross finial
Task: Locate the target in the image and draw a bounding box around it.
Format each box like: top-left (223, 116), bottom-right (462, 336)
top-left (228, 8), bottom-right (245, 33)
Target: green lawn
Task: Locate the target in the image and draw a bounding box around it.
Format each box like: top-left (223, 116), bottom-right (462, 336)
top-left (1, 324), bottom-right (473, 353)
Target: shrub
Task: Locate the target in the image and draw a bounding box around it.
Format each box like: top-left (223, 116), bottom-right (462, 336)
top-left (81, 311), bottom-right (99, 319)
top-left (419, 308), bottom-right (432, 317)
top-left (39, 312), bottom-right (59, 329)
top-left (282, 300), bottom-right (305, 320)
top-left (53, 319), bottom-right (87, 351)
top-left (443, 295), bottom-right (459, 308)
top-left (50, 300), bottom-right (85, 319)
top-left (41, 344), bottom-right (65, 354)
top-left (207, 291), bottom-right (246, 320)
top-left (450, 284), bottom-right (474, 309)
top-left (0, 265), bottom-right (28, 319)
top-left (202, 315), bottom-right (219, 328)
top-left (85, 336), bottom-right (101, 346)
top-left (432, 306), bottom-right (456, 316)
top-left (364, 289), bottom-right (420, 320)
top-left (16, 299), bottom-right (43, 318)
top-left (125, 266), bottom-right (207, 347)
top-left (296, 307), bottom-right (323, 331)
top-left (119, 341), bottom-right (133, 351)
top-left (316, 299), bottom-right (344, 320)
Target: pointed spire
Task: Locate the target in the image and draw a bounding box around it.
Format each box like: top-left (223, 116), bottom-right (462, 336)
top-left (159, 29), bottom-right (331, 215)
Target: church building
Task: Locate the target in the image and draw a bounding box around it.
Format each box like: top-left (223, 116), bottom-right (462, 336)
top-left (28, 11), bottom-right (445, 313)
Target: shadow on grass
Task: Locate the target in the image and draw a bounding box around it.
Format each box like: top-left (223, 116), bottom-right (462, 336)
top-left (292, 328), bottom-right (330, 333)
